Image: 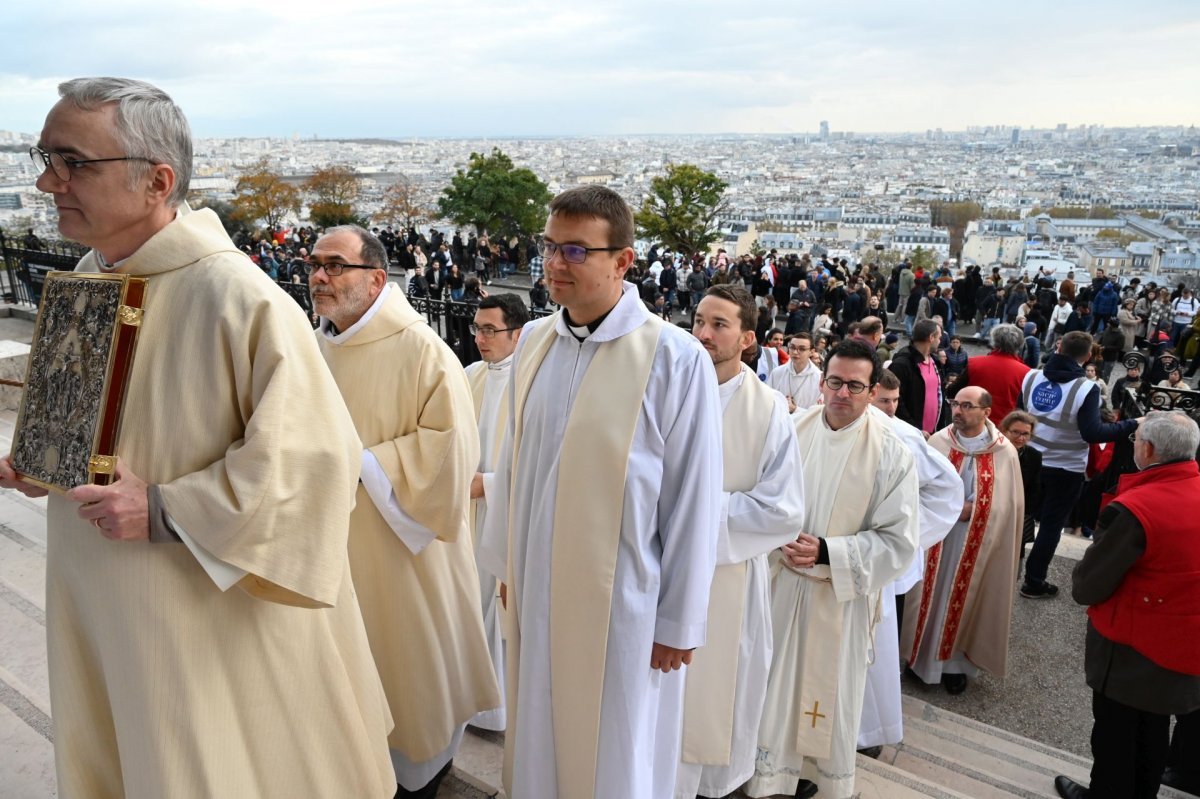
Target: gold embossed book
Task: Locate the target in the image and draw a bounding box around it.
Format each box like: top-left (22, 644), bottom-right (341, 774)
top-left (10, 272), bottom-right (146, 493)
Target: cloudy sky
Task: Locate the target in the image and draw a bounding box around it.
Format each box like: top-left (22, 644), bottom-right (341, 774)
top-left (4, 0), bottom-right (1197, 138)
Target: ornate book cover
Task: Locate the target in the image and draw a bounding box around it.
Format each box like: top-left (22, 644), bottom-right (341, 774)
top-left (9, 272), bottom-right (146, 493)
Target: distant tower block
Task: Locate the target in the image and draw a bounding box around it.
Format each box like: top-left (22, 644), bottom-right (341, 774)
top-left (1011, 128), bottom-right (1020, 146)
top-left (819, 120), bottom-right (830, 141)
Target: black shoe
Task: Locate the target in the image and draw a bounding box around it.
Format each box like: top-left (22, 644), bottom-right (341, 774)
top-left (1020, 581), bottom-right (1060, 599)
top-left (1054, 775), bottom-right (1089, 799)
top-left (795, 779), bottom-right (818, 799)
top-left (395, 759), bottom-right (453, 799)
top-left (943, 673), bottom-right (968, 695)
top-left (857, 745), bottom-right (883, 759)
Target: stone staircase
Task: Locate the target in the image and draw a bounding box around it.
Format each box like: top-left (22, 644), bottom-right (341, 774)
top-left (441, 696), bottom-right (1195, 798)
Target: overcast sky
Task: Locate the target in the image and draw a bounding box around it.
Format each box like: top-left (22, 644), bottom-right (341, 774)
top-left (4, 0), bottom-right (1197, 138)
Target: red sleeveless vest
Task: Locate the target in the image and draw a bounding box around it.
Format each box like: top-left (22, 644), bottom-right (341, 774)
top-left (1087, 460), bottom-right (1200, 676)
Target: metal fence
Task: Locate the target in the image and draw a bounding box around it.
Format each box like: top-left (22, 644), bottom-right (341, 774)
top-left (1, 231), bottom-right (547, 367)
top-left (0, 231), bottom-right (87, 306)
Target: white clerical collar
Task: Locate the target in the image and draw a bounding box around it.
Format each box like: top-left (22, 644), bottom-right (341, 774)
top-left (319, 282), bottom-right (392, 343)
top-left (553, 283), bottom-right (648, 344)
top-left (487, 353), bottom-right (513, 372)
top-left (96, 208), bottom-right (182, 271)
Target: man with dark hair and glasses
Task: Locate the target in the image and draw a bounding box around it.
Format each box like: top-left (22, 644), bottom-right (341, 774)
top-left (750, 338), bottom-right (920, 799)
top-left (311, 225), bottom-right (501, 799)
top-left (901, 386), bottom-right (1024, 698)
top-left (477, 184), bottom-right (722, 798)
top-left (3, 78), bottom-right (395, 796)
top-left (462, 292), bottom-right (529, 735)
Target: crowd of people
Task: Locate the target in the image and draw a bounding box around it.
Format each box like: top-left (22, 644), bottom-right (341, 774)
top-left (5, 76), bottom-right (1200, 799)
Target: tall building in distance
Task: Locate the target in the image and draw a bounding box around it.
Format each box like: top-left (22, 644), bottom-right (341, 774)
top-left (1011, 127), bottom-right (1020, 146)
top-left (819, 120), bottom-right (830, 141)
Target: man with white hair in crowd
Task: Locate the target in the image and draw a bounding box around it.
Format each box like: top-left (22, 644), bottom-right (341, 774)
top-left (1057, 411), bottom-right (1200, 799)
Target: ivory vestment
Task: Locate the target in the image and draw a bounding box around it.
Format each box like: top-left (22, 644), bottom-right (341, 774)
top-left (675, 367), bottom-right (806, 798)
top-left (478, 283), bottom-right (722, 799)
top-left (465, 354), bottom-right (512, 732)
top-left (767, 360), bottom-right (822, 411)
top-left (48, 207), bottom-right (394, 799)
top-left (748, 406), bottom-right (919, 799)
top-left (316, 286), bottom-right (500, 763)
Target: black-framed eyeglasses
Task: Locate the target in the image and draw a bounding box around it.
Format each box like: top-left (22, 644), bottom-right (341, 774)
top-left (823, 377), bottom-right (872, 394)
top-left (302, 260), bottom-right (382, 276)
top-left (948, 400), bottom-right (989, 411)
top-left (536, 238), bottom-right (622, 265)
top-left (470, 324), bottom-right (520, 339)
top-left (30, 146), bottom-right (157, 182)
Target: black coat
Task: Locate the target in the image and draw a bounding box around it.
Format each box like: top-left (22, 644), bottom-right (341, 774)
top-left (887, 344), bottom-right (936, 430)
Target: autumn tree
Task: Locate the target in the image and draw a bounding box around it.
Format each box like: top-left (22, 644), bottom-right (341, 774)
top-left (635, 163), bottom-right (729, 255)
top-left (437, 149), bottom-right (552, 240)
top-left (231, 159), bottom-right (299, 232)
top-left (304, 164), bottom-right (365, 229)
top-left (929, 201), bottom-right (982, 260)
top-left (377, 175), bottom-right (431, 229)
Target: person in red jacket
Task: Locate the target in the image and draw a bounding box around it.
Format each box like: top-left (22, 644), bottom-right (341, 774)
top-left (1055, 410), bottom-right (1200, 799)
top-left (947, 324), bottom-right (1030, 424)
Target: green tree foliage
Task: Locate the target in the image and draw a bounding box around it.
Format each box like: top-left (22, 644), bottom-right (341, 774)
top-left (909, 246), bottom-right (937, 272)
top-left (437, 149), bottom-right (552, 239)
top-left (929, 201), bottom-right (982, 259)
top-left (231, 159), bottom-right (299, 232)
top-left (636, 164), bottom-right (729, 255)
top-left (304, 165), bottom-right (365, 229)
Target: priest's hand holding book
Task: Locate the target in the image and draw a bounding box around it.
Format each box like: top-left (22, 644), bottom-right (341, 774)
top-left (0, 455), bottom-right (49, 499)
top-left (67, 459), bottom-right (150, 541)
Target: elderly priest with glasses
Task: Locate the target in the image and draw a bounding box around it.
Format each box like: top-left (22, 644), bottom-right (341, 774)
top-left (748, 339), bottom-right (920, 799)
top-left (1, 78), bottom-right (395, 797)
top-left (309, 225), bottom-right (500, 799)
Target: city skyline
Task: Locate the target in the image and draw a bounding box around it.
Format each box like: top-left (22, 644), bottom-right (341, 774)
top-left (4, 0), bottom-right (1198, 139)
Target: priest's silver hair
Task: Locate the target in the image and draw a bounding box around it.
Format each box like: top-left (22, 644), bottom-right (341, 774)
top-left (57, 77), bottom-right (193, 208)
top-left (1139, 410), bottom-right (1199, 464)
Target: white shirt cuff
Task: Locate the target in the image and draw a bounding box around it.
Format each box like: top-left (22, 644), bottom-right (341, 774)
top-left (169, 517), bottom-right (248, 592)
top-left (360, 450), bottom-right (438, 555)
top-left (480, 471), bottom-right (495, 503)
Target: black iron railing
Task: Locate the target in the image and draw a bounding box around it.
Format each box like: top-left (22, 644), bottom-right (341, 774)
top-left (2, 229), bottom-right (548, 367)
top-left (0, 230), bottom-right (87, 306)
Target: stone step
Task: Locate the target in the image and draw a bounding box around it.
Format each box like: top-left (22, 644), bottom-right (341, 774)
top-left (889, 695), bottom-right (1193, 799)
top-left (447, 699), bottom-right (1195, 799)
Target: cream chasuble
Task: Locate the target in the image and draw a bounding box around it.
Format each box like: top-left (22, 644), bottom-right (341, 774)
top-left (902, 420), bottom-right (1023, 681)
top-left (317, 286), bottom-right (500, 762)
top-left (748, 405), bottom-right (918, 799)
top-left (48, 206), bottom-right (394, 799)
top-left (465, 355), bottom-right (511, 732)
top-left (478, 283), bottom-right (723, 799)
top-left (677, 366), bottom-right (806, 799)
